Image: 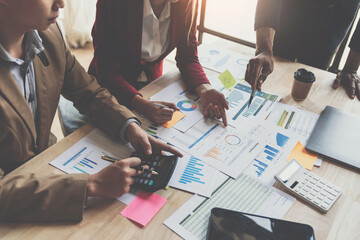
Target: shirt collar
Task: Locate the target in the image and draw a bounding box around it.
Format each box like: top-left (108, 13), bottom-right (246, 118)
top-left (143, 0), bottom-right (171, 21)
top-left (0, 30), bottom-right (44, 66)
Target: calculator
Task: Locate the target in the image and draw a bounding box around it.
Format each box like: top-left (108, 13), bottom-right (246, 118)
top-left (130, 151), bottom-right (178, 192)
top-left (275, 159), bottom-right (342, 213)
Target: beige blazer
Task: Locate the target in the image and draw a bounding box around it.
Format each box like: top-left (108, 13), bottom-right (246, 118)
top-left (0, 24), bottom-right (136, 221)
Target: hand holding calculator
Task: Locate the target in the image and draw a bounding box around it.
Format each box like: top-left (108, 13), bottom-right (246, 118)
top-left (275, 159), bottom-right (342, 213)
top-left (130, 151), bottom-right (178, 192)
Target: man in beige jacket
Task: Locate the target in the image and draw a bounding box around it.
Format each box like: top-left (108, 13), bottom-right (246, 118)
top-left (0, 0), bottom-right (181, 221)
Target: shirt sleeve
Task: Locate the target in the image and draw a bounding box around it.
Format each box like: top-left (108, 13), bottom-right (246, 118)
top-left (0, 173), bottom-right (88, 222)
top-left (254, 0), bottom-right (284, 31)
top-left (175, 0), bottom-right (210, 90)
top-left (349, 19), bottom-right (360, 53)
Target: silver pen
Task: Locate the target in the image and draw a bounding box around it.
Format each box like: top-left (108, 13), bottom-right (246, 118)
top-left (248, 68), bottom-right (263, 108)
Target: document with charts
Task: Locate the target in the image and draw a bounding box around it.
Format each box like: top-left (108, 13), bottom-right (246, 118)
top-left (153, 118), bottom-right (247, 178)
top-left (164, 173), bottom-right (295, 240)
top-left (224, 83), bottom-right (281, 128)
top-left (150, 81), bottom-right (204, 132)
top-left (240, 122), bottom-right (297, 185)
top-left (264, 102), bottom-right (319, 145)
top-left (168, 154), bottom-right (228, 198)
top-left (198, 44), bottom-right (251, 80)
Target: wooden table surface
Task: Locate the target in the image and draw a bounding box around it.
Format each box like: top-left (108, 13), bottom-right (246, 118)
top-left (1, 45), bottom-right (360, 240)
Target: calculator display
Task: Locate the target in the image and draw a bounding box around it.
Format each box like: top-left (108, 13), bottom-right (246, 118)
top-left (278, 159), bottom-right (300, 183)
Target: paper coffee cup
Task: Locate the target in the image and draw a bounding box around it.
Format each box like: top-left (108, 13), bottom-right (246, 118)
top-left (291, 68), bottom-right (316, 101)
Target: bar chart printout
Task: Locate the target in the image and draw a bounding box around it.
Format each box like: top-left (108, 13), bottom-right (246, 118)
top-left (164, 174), bottom-right (295, 240)
top-left (168, 155), bottom-right (227, 197)
top-left (225, 83), bottom-right (280, 127)
top-left (265, 102), bottom-right (319, 144)
top-left (50, 129), bottom-right (132, 175)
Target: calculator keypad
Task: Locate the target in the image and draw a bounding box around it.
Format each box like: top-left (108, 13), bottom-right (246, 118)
top-left (131, 152), bottom-right (178, 192)
top-left (290, 171), bottom-right (342, 212)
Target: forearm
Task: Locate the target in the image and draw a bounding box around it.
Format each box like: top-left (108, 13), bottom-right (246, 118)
top-left (0, 174), bottom-right (88, 222)
top-left (342, 49), bottom-right (360, 73)
top-left (255, 27), bottom-right (275, 56)
top-left (195, 83), bottom-right (212, 95)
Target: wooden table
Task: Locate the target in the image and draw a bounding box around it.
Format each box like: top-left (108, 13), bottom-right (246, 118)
top-left (1, 45), bottom-right (360, 240)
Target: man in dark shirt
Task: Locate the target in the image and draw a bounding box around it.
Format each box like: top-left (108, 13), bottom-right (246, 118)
top-left (245, 0), bottom-right (360, 99)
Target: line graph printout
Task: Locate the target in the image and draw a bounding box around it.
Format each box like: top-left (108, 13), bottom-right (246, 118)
top-left (164, 174), bottom-right (295, 240)
top-left (150, 81), bottom-right (204, 132)
top-left (160, 118), bottom-right (258, 178)
top-left (225, 83), bottom-right (280, 127)
top-left (168, 154), bottom-right (228, 198)
top-left (265, 102), bottom-right (319, 145)
top-left (198, 44), bottom-right (251, 80)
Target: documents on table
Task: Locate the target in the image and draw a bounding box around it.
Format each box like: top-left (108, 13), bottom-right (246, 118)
top-left (168, 154), bottom-right (228, 198)
top-left (198, 44), bottom-right (251, 80)
top-left (50, 128), bottom-right (133, 175)
top-left (265, 102), bottom-right (319, 145)
top-left (164, 173), bottom-right (295, 240)
top-left (224, 83), bottom-right (281, 128)
top-left (150, 81), bottom-right (204, 132)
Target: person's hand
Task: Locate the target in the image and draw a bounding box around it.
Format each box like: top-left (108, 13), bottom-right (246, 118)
top-left (87, 157), bottom-right (142, 198)
top-left (125, 122), bottom-right (183, 156)
top-left (245, 52), bottom-right (274, 92)
top-left (196, 84), bottom-right (229, 126)
top-left (132, 95), bottom-right (179, 124)
top-left (333, 71), bottom-right (360, 100)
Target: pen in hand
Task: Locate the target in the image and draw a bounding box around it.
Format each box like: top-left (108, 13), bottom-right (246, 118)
top-left (101, 155), bottom-right (159, 175)
top-left (248, 67), bottom-right (263, 108)
top-left (152, 103), bottom-right (168, 109)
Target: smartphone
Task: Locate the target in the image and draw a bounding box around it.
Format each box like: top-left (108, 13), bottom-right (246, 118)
top-left (206, 208), bottom-right (315, 240)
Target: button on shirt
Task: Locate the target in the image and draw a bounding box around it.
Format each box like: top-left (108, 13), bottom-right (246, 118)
top-left (0, 30), bottom-right (43, 122)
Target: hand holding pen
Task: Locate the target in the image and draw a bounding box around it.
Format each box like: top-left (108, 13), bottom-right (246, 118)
top-left (248, 67), bottom-right (263, 108)
top-left (101, 155), bottom-right (159, 175)
top-left (87, 157), bottom-right (143, 198)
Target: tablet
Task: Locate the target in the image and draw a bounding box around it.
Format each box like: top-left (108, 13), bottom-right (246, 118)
top-left (306, 105), bottom-right (360, 171)
top-left (206, 208), bottom-right (315, 240)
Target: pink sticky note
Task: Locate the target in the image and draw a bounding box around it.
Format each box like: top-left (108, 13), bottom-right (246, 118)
top-left (120, 191), bottom-right (167, 227)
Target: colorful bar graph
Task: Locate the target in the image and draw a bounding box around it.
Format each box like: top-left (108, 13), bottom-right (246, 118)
top-left (179, 157), bottom-right (205, 184)
top-left (63, 147), bottom-right (87, 166)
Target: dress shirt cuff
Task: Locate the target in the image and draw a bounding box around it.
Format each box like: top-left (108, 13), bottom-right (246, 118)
top-left (118, 118), bottom-right (141, 142)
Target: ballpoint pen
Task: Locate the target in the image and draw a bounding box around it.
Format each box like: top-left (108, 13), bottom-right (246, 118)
top-left (101, 155), bottom-right (159, 175)
top-left (153, 103), bottom-right (168, 109)
top-left (248, 67), bottom-right (263, 108)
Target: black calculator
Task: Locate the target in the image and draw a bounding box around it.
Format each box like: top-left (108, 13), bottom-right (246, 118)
top-left (130, 151), bottom-right (178, 192)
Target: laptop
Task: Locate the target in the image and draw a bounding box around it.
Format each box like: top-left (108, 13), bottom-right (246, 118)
top-left (306, 105), bottom-right (360, 171)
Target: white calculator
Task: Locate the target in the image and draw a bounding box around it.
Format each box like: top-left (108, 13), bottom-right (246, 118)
top-left (275, 159), bottom-right (342, 213)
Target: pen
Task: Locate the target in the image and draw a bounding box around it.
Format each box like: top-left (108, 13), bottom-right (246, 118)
top-left (101, 155), bottom-right (159, 175)
top-left (248, 67), bottom-right (263, 108)
top-left (153, 103), bottom-right (168, 109)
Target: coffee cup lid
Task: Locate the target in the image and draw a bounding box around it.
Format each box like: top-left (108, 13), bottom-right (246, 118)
top-left (294, 68), bottom-right (316, 83)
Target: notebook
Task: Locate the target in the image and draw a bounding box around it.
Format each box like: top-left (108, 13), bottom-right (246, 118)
top-left (306, 106), bottom-right (360, 171)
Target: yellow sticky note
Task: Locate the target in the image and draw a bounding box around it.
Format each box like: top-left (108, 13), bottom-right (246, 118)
top-left (287, 142), bottom-right (318, 170)
top-left (162, 111), bottom-right (186, 128)
top-left (218, 70), bottom-right (237, 90)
